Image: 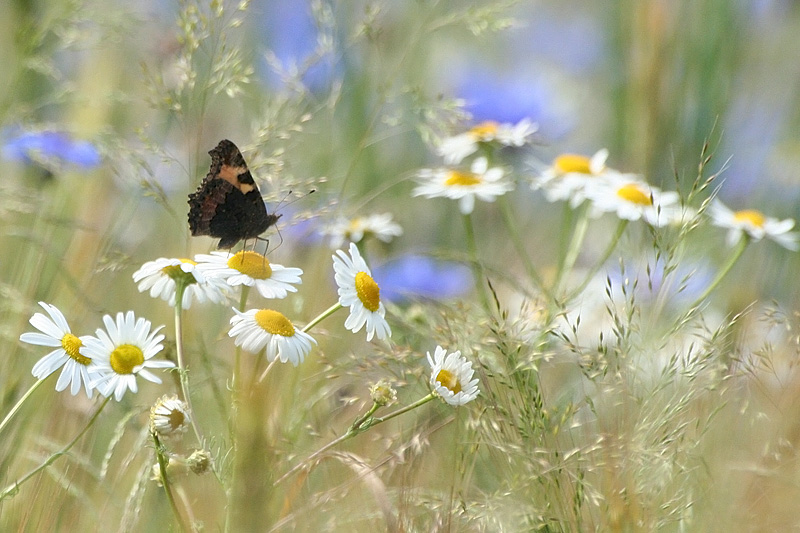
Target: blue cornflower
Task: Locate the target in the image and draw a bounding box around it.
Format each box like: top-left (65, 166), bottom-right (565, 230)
top-left (371, 255), bottom-right (473, 303)
top-left (3, 130), bottom-right (101, 169)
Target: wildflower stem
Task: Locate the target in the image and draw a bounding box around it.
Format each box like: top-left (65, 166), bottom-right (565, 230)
top-left (173, 281), bottom-right (204, 447)
top-left (498, 196), bottom-right (551, 301)
top-left (689, 233), bottom-right (749, 309)
top-left (226, 284), bottom-right (252, 533)
top-left (566, 219), bottom-right (628, 301)
top-left (369, 392), bottom-right (437, 425)
top-left (256, 359), bottom-right (277, 384)
top-left (0, 378), bottom-right (45, 437)
top-left (303, 302), bottom-right (342, 333)
top-left (554, 206), bottom-right (590, 296)
top-left (274, 393), bottom-right (437, 486)
top-left (233, 285), bottom-right (251, 389)
top-left (0, 396), bottom-right (111, 501)
top-left (350, 402), bottom-right (382, 431)
top-left (462, 213), bottom-right (492, 313)
top-left (153, 432), bottom-right (191, 533)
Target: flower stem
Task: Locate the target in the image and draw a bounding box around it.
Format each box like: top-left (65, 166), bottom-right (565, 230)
top-left (498, 196), bottom-right (552, 302)
top-left (303, 302), bottom-right (342, 333)
top-left (369, 392), bottom-right (437, 425)
top-left (153, 432), bottom-right (191, 533)
top-left (225, 284), bottom-right (252, 533)
top-left (688, 234), bottom-right (749, 310)
top-left (273, 393), bottom-right (437, 486)
top-left (462, 212), bottom-right (492, 313)
top-left (256, 359), bottom-right (278, 384)
top-left (0, 378), bottom-right (45, 437)
top-left (173, 281), bottom-right (204, 446)
top-left (553, 206), bottom-right (591, 296)
top-left (0, 396), bottom-right (111, 501)
top-left (566, 219), bottom-right (628, 302)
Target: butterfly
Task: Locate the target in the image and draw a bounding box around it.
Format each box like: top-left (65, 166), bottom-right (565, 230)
top-left (188, 139), bottom-right (281, 249)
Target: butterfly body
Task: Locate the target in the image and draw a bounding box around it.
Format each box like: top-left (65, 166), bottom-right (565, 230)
top-left (188, 139), bottom-right (281, 249)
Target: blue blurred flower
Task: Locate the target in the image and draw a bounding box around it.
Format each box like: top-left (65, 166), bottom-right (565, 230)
top-left (606, 257), bottom-right (713, 306)
top-left (371, 254), bottom-right (473, 303)
top-left (444, 9), bottom-right (606, 141)
top-left (258, 0), bottom-right (337, 91)
top-left (3, 130), bottom-right (101, 169)
top-left (451, 67), bottom-right (574, 141)
top-left (523, 11), bottom-right (606, 75)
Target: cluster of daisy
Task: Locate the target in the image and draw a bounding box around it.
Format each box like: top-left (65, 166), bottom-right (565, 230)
top-left (414, 127), bottom-right (798, 248)
top-left (130, 243), bottom-right (480, 405)
top-left (18, 242), bottom-right (481, 411)
top-left (533, 149), bottom-right (685, 227)
top-left (533, 149), bottom-right (799, 247)
top-left (19, 303), bottom-right (173, 401)
top-left (413, 119), bottom-right (538, 214)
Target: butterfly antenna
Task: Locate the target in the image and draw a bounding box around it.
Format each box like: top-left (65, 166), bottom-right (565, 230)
top-left (277, 189), bottom-right (316, 211)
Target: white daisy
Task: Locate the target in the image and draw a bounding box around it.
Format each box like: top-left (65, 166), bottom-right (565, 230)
top-left (413, 157), bottom-right (513, 215)
top-left (19, 302), bottom-right (99, 398)
top-left (150, 394), bottom-right (191, 437)
top-left (82, 311), bottom-right (174, 401)
top-left (333, 242), bottom-right (392, 341)
top-left (322, 213), bottom-right (404, 249)
top-left (132, 257), bottom-right (230, 309)
top-left (427, 346), bottom-right (480, 406)
top-left (709, 200), bottom-right (799, 250)
top-left (194, 250), bottom-right (303, 299)
top-left (583, 175), bottom-right (683, 227)
top-left (532, 149), bottom-right (616, 207)
top-left (437, 119), bottom-right (538, 164)
top-left (228, 308), bottom-right (316, 366)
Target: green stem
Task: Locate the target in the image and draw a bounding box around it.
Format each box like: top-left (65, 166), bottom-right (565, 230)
top-left (256, 301), bottom-right (342, 384)
top-left (0, 396), bottom-right (111, 501)
top-left (350, 402), bottom-right (381, 432)
top-left (369, 393), bottom-right (437, 426)
top-left (0, 378), bottom-right (45, 437)
top-left (173, 281), bottom-right (204, 446)
top-left (273, 393), bottom-right (437, 486)
top-left (688, 234), bottom-right (749, 309)
top-left (462, 212), bottom-right (492, 313)
top-left (498, 197), bottom-right (551, 301)
top-left (566, 219), bottom-right (629, 302)
top-left (553, 206), bottom-right (591, 296)
top-left (153, 432), bottom-right (191, 533)
top-left (225, 284), bottom-right (252, 533)
top-left (256, 359), bottom-right (277, 384)
top-left (303, 302), bottom-right (342, 333)
top-left (233, 285), bottom-right (251, 392)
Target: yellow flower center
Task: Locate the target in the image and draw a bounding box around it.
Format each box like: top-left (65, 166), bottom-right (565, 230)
top-left (445, 170), bottom-right (482, 187)
top-left (436, 369), bottom-right (462, 394)
top-left (161, 259), bottom-right (198, 285)
top-left (346, 217), bottom-right (363, 236)
top-left (254, 309), bottom-right (295, 337)
top-left (166, 409), bottom-right (186, 431)
top-left (62, 333), bottom-right (91, 366)
top-left (355, 271), bottom-right (381, 312)
top-left (469, 121), bottom-right (500, 139)
top-left (110, 344), bottom-right (145, 375)
top-left (616, 183), bottom-right (652, 206)
top-left (733, 209), bottom-right (766, 228)
top-left (554, 154), bottom-right (592, 174)
top-left (228, 251), bottom-right (272, 279)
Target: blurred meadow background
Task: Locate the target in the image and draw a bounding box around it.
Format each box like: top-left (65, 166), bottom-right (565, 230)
top-left (3, 0), bottom-right (800, 531)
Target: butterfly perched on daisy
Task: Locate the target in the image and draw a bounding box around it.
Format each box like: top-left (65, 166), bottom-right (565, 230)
top-left (188, 140), bottom-right (281, 249)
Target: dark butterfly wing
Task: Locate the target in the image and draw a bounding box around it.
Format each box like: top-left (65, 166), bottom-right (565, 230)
top-left (188, 140), bottom-right (281, 249)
